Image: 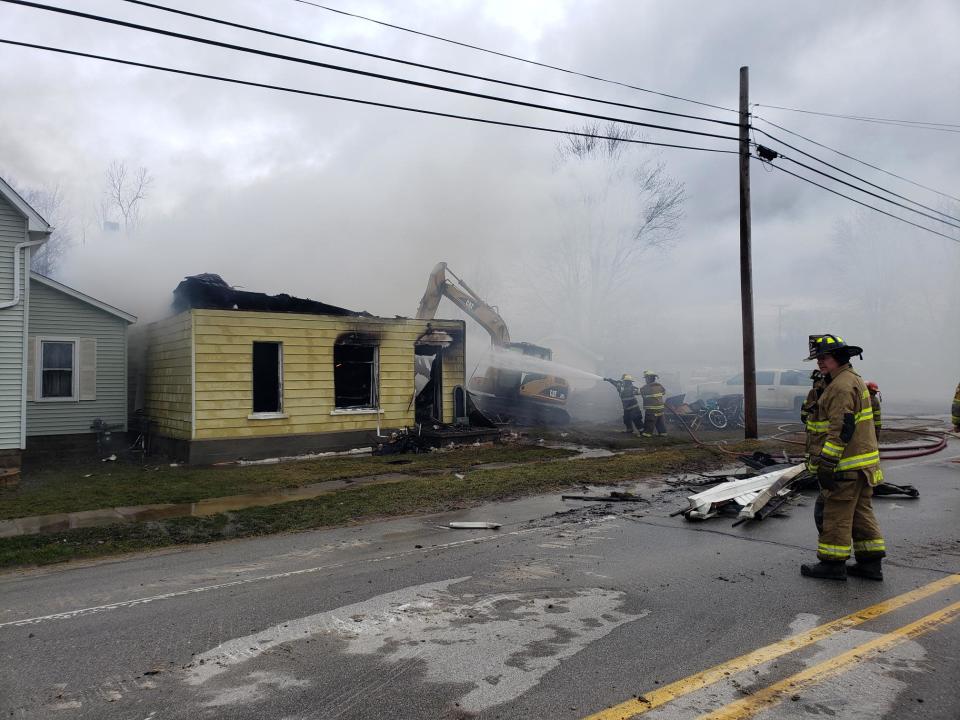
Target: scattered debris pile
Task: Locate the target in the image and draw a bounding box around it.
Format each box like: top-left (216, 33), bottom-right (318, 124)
top-left (676, 452), bottom-right (920, 526)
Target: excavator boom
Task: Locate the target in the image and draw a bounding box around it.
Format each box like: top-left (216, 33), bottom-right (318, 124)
top-left (416, 262), bottom-right (510, 346)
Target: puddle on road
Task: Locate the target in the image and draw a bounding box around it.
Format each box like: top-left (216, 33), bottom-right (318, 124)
top-left (0, 473), bottom-right (409, 538)
top-left (543, 442), bottom-right (618, 459)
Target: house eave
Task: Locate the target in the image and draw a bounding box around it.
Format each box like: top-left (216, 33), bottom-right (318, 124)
top-left (30, 272), bottom-right (137, 324)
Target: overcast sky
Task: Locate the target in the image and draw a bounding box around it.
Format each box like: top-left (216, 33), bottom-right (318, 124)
top-left (2, 0), bottom-right (958, 403)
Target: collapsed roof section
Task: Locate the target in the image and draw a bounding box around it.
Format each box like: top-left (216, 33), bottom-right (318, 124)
top-left (172, 273), bottom-right (371, 317)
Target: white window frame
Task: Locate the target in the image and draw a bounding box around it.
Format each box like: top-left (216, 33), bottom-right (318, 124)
top-left (249, 341), bottom-right (286, 420)
top-left (35, 336), bottom-right (78, 402)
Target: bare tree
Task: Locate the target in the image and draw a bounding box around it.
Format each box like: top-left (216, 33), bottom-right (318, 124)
top-left (6, 179), bottom-right (74, 277)
top-left (103, 160), bottom-right (153, 233)
top-left (526, 122), bottom-right (685, 352)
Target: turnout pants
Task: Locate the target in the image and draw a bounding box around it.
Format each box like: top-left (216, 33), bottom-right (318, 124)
top-left (623, 407), bottom-right (643, 432)
top-left (642, 411), bottom-right (666, 435)
top-left (814, 471), bottom-right (886, 562)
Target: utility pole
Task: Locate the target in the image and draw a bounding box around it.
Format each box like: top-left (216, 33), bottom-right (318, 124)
top-left (739, 66), bottom-right (758, 439)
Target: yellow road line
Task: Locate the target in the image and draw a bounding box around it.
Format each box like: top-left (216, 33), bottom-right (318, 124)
top-left (582, 573), bottom-right (960, 720)
top-left (701, 599), bottom-right (960, 720)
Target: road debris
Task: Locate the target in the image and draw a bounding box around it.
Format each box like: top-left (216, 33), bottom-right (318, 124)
top-left (682, 464), bottom-right (806, 521)
top-left (448, 522), bottom-right (501, 530)
top-left (562, 491), bottom-right (646, 503)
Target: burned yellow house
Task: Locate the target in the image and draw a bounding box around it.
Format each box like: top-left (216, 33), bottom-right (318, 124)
top-left (142, 275), bottom-right (465, 463)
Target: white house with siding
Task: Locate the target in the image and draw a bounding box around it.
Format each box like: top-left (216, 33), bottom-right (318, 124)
top-left (0, 176), bottom-right (135, 473)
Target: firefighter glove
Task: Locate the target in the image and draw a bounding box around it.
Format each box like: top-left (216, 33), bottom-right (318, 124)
top-left (817, 456), bottom-right (839, 491)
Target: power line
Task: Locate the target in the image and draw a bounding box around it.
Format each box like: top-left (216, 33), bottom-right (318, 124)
top-left (759, 158), bottom-right (959, 244)
top-left (3, 0), bottom-right (740, 145)
top-left (754, 103), bottom-right (960, 134)
top-left (0, 38), bottom-right (740, 158)
top-left (290, 0), bottom-right (738, 115)
top-left (111, 0), bottom-right (739, 129)
top-left (776, 153), bottom-right (960, 231)
top-left (753, 115), bottom-right (960, 205)
top-left (754, 127), bottom-right (960, 227)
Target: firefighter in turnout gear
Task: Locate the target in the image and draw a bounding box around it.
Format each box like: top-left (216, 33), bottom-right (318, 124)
top-left (801, 334), bottom-right (886, 582)
top-left (604, 374), bottom-right (643, 433)
top-left (952, 382), bottom-right (960, 433)
top-left (866, 382), bottom-right (882, 442)
top-left (640, 371), bottom-right (667, 437)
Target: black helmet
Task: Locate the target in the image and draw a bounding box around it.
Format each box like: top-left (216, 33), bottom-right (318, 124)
top-left (810, 369), bottom-right (823, 381)
top-left (805, 334), bottom-right (863, 362)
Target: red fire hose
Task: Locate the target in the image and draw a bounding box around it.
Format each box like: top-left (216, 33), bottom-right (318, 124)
top-left (772, 423), bottom-right (950, 460)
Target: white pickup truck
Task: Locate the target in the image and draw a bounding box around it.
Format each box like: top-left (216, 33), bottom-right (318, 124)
top-left (696, 369), bottom-right (811, 413)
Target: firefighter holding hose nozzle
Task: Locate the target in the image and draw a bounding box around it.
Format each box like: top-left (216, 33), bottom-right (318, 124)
top-left (604, 374), bottom-right (643, 434)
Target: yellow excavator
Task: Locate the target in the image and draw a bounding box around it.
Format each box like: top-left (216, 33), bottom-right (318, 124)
top-left (417, 262), bottom-right (570, 425)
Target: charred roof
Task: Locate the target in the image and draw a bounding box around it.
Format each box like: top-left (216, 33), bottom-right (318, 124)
top-left (172, 274), bottom-right (371, 318)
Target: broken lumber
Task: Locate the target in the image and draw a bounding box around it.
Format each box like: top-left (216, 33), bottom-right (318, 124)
top-left (682, 464), bottom-right (804, 521)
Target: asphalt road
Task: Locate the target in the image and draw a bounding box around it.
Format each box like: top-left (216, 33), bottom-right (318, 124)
top-left (2, 442), bottom-right (958, 720)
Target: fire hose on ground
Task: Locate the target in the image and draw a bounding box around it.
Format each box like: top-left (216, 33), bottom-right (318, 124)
top-left (771, 423), bottom-right (949, 460)
top-left (665, 402), bottom-right (951, 462)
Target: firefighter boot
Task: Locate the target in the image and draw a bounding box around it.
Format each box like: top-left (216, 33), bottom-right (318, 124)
top-left (848, 560), bottom-right (883, 581)
top-left (800, 560), bottom-right (847, 581)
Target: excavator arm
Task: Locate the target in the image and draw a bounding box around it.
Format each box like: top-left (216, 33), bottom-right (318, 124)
top-left (416, 262), bottom-right (511, 346)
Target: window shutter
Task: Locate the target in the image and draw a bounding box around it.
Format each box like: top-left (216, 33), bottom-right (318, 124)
top-left (78, 338), bottom-right (97, 401)
top-left (26, 337), bottom-right (36, 401)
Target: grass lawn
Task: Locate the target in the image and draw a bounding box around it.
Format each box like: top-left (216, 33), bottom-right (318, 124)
top-left (1, 445), bottom-right (575, 520)
top-left (0, 439), bottom-right (785, 569)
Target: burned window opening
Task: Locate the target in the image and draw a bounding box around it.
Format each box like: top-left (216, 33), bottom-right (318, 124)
top-left (252, 341), bottom-right (282, 414)
top-left (335, 344), bottom-right (378, 409)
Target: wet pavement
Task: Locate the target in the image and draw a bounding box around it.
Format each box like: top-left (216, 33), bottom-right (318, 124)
top-left (0, 440), bottom-right (958, 719)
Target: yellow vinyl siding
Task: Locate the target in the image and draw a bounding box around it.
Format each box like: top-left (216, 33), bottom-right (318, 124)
top-left (190, 310), bottom-right (464, 441)
top-left (144, 312), bottom-right (193, 440)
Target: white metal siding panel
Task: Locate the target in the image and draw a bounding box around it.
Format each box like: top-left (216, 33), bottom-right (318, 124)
top-left (0, 194), bottom-right (26, 449)
top-left (25, 279), bottom-right (130, 435)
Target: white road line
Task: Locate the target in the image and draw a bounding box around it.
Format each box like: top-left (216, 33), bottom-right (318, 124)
top-left (0, 519), bottom-right (613, 630)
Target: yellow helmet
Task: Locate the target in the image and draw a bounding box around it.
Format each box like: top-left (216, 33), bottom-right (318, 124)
top-left (644, 370), bottom-right (657, 379)
top-left (621, 373), bottom-right (634, 382)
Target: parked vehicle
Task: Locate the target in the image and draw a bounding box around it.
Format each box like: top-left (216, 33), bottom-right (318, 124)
top-left (696, 369), bottom-right (810, 413)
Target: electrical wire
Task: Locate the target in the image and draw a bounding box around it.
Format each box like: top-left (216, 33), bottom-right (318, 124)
top-left (0, 38), bottom-right (740, 157)
top-left (754, 126), bottom-right (960, 227)
top-left (1, 0), bottom-right (740, 145)
top-left (754, 103), bottom-right (960, 133)
top-left (759, 158), bottom-right (960, 244)
top-left (775, 153), bottom-right (960, 232)
top-left (753, 115), bottom-right (960, 205)
top-left (111, 0), bottom-right (739, 129)
top-left (290, 0), bottom-right (738, 115)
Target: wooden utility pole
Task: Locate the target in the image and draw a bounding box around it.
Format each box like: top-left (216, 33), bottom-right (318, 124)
top-left (739, 66), bottom-right (758, 438)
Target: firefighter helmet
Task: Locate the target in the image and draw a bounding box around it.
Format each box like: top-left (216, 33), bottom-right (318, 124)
top-left (643, 370), bottom-right (657, 379)
top-left (866, 381), bottom-right (879, 393)
top-left (804, 334), bottom-right (864, 361)
top-left (621, 373), bottom-right (634, 382)
top-left (810, 369), bottom-right (823, 382)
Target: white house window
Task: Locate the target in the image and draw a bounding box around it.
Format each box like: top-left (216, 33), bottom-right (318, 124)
top-left (252, 341), bottom-right (283, 415)
top-left (334, 344), bottom-right (378, 409)
top-left (41, 340), bottom-right (75, 399)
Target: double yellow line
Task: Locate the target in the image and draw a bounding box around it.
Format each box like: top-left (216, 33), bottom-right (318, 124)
top-left (584, 573), bottom-right (960, 720)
